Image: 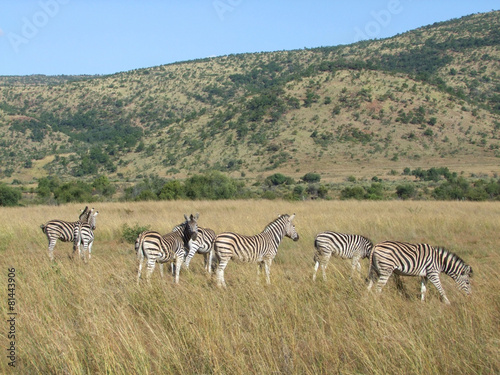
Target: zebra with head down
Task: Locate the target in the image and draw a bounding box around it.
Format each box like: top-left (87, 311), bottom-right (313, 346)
top-left (367, 240), bottom-right (473, 304)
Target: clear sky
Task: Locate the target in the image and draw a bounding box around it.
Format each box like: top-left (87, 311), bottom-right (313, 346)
top-left (1, 0), bottom-right (498, 76)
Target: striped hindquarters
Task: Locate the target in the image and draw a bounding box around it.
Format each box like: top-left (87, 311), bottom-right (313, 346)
top-left (42, 219), bottom-right (78, 243)
top-left (192, 227), bottom-right (216, 254)
top-left (314, 231), bottom-right (373, 260)
top-left (137, 231), bottom-right (185, 263)
top-left (73, 222), bottom-right (95, 260)
top-left (370, 240), bottom-right (434, 277)
top-left (183, 226), bottom-right (216, 270)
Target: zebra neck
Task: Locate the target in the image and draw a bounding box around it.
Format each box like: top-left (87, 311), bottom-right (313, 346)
top-left (263, 221), bottom-right (286, 245)
top-left (436, 247), bottom-right (461, 277)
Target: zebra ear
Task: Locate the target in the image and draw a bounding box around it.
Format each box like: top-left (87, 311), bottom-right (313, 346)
top-left (184, 214), bottom-right (189, 221)
top-left (289, 214), bottom-right (296, 221)
top-left (461, 265), bottom-right (472, 276)
top-left (194, 213), bottom-right (199, 220)
top-left (94, 211), bottom-right (99, 217)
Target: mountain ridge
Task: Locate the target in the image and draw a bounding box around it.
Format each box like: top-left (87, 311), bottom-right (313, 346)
top-left (0, 10), bottom-right (499, 188)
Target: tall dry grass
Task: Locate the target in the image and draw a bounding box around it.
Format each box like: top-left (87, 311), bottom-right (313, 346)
top-left (0, 200), bottom-right (499, 374)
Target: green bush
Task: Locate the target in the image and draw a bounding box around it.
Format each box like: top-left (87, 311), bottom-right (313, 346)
top-left (184, 171), bottom-right (244, 200)
top-left (302, 173), bottom-right (321, 183)
top-left (121, 223), bottom-right (151, 244)
top-left (265, 173), bottom-right (295, 186)
top-left (158, 180), bottom-right (184, 200)
top-left (396, 184), bottom-right (417, 200)
top-left (53, 181), bottom-right (93, 204)
top-left (0, 184), bottom-right (22, 206)
top-left (340, 186), bottom-right (366, 200)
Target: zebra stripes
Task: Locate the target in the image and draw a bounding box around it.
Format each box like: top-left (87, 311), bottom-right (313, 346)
top-left (313, 231), bottom-right (373, 281)
top-left (73, 209), bottom-right (99, 262)
top-left (136, 214), bottom-right (198, 283)
top-left (213, 214), bottom-right (299, 287)
top-left (367, 240), bottom-right (473, 304)
top-left (40, 206), bottom-right (93, 261)
top-left (179, 226), bottom-right (216, 273)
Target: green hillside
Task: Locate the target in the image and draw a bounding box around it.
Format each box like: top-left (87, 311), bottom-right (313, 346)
top-left (0, 11), bottom-right (499, 201)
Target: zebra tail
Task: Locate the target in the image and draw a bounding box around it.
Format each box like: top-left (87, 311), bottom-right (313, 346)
top-left (314, 237), bottom-right (321, 251)
top-left (135, 234), bottom-right (146, 262)
top-left (366, 246), bottom-right (377, 283)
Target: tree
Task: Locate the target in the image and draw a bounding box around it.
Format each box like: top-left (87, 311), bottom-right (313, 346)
top-left (302, 173), bottom-right (321, 183)
top-left (265, 173), bottom-right (294, 186)
top-left (158, 180), bottom-right (184, 200)
top-left (92, 175), bottom-right (116, 198)
top-left (0, 184), bottom-right (21, 206)
top-left (184, 171), bottom-right (243, 200)
top-left (396, 184), bottom-right (416, 200)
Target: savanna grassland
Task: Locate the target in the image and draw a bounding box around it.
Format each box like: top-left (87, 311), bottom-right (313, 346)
top-left (0, 200), bottom-right (499, 374)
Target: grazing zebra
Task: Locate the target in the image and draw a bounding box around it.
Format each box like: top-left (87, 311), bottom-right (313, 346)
top-left (136, 214), bottom-right (198, 283)
top-left (313, 231), bottom-right (373, 281)
top-left (213, 214), bottom-right (299, 288)
top-left (40, 206), bottom-right (92, 261)
top-left (73, 209), bottom-right (99, 262)
top-left (177, 225), bottom-right (216, 273)
top-left (367, 240), bottom-right (473, 304)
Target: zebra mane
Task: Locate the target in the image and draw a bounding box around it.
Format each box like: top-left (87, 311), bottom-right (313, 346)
top-left (435, 246), bottom-right (472, 276)
top-left (263, 214), bottom-right (289, 233)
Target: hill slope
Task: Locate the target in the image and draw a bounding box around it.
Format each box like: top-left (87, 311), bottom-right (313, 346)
top-left (0, 11), bottom-right (499, 186)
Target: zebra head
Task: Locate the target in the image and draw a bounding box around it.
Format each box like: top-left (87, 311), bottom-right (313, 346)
top-left (88, 210), bottom-right (98, 230)
top-left (79, 206), bottom-right (89, 221)
top-left (455, 264), bottom-right (473, 295)
top-left (284, 214), bottom-right (299, 242)
top-left (183, 213), bottom-right (199, 242)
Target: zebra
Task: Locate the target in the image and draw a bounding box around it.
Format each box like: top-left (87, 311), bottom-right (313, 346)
top-left (175, 224), bottom-right (216, 273)
top-left (313, 231), bottom-right (373, 281)
top-left (213, 214), bottom-right (299, 288)
top-left (136, 214), bottom-right (198, 283)
top-left (40, 206), bottom-right (93, 261)
top-left (73, 209), bottom-right (99, 262)
top-left (367, 240), bottom-right (473, 304)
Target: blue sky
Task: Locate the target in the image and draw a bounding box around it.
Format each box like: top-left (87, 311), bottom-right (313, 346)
top-left (1, 0), bottom-right (498, 76)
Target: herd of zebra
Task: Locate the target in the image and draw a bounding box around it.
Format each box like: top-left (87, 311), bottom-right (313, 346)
top-left (40, 207), bottom-right (473, 304)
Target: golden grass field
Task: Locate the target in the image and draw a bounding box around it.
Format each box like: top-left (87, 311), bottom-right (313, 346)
top-left (0, 200), bottom-right (499, 374)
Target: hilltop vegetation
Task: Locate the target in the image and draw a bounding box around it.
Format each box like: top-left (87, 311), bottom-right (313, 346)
top-left (0, 11), bottom-right (499, 203)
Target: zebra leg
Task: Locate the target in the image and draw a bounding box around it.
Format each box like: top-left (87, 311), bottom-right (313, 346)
top-left (145, 258), bottom-right (156, 283)
top-left (375, 270), bottom-right (393, 294)
top-left (320, 259), bottom-right (329, 281)
top-left (82, 240), bottom-right (89, 263)
top-left (351, 254), bottom-right (362, 279)
top-left (427, 272), bottom-right (451, 305)
top-left (313, 261), bottom-right (320, 281)
top-left (216, 259), bottom-right (228, 288)
top-left (174, 257), bottom-right (183, 284)
top-left (159, 263), bottom-right (164, 278)
top-left (203, 252), bottom-right (209, 273)
top-left (137, 251), bottom-right (144, 284)
top-left (88, 240), bottom-right (93, 260)
top-left (48, 238), bottom-right (57, 261)
top-left (420, 277), bottom-right (428, 301)
top-left (264, 259), bottom-right (272, 284)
